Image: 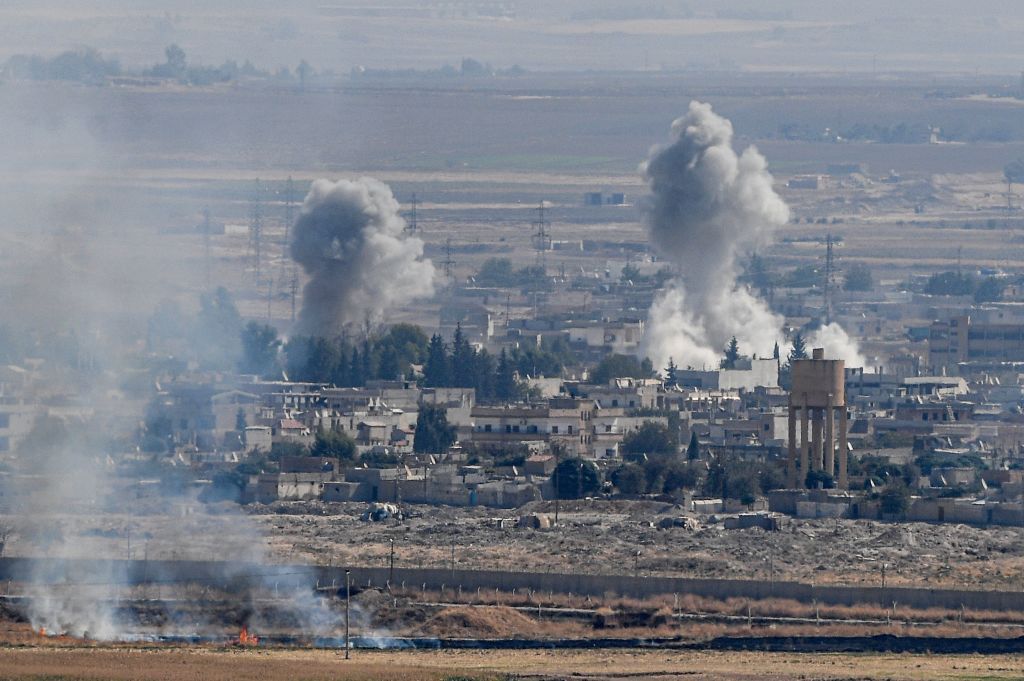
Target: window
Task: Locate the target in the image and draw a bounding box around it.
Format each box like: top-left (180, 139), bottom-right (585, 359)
top-left (552, 426), bottom-right (559, 434)
top-left (612, 399), bottom-right (619, 407)
top-left (484, 424), bottom-right (492, 432)
top-left (506, 425), bottom-right (512, 433)
top-left (527, 425), bottom-right (538, 434)
top-left (605, 425), bottom-right (612, 433)
top-left (0, 413), bottom-right (9, 429)
top-left (567, 425), bottom-right (573, 434)
top-left (512, 425), bottom-right (520, 433)
top-left (922, 413), bottom-right (928, 421)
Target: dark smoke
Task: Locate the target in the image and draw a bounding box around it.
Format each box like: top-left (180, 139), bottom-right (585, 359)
top-left (291, 178), bottom-right (435, 337)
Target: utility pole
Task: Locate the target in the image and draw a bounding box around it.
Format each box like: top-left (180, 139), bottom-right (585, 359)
top-left (344, 569), bottom-right (351, 659)
top-left (266, 276), bottom-right (273, 322)
top-left (290, 273), bottom-right (298, 324)
top-left (824, 234), bottom-right (835, 325)
top-left (389, 538), bottom-right (395, 584)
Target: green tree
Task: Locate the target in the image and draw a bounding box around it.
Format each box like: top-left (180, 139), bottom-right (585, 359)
top-left (722, 336), bottom-right (740, 369)
top-left (423, 334), bottom-right (450, 387)
top-left (450, 324), bottom-right (476, 388)
top-left (311, 427), bottom-right (357, 460)
top-left (664, 357), bottom-right (678, 388)
top-left (924, 270), bottom-right (976, 296)
top-left (975, 276), bottom-right (1005, 303)
top-left (610, 463), bottom-right (646, 494)
top-left (590, 353), bottom-right (653, 384)
top-left (686, 431), bottom-right (700, 460)
top-left (495, 348), bottom-right (519, 401)
top-left (413, 403), bottom-right (456, 454)
top-left (621, 422), bottom-right (677, 456)
top-left (553, 457), bottom-right (601, 499)
top-left (843, 263), bottom-right (873, 292)
top-left (239, 322), bottom-right (281, 377)
top-left (772, 342), bottom-right (780, 360)
top-left (475, 257), bottom-right (516, 287)
top-left (788, 332), bottom-right (808, 363)
top-left (880, 481), bottom-right (911, 515)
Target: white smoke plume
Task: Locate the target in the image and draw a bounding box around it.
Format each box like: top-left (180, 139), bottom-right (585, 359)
top-left (291, 177), bottom-right (435, 337)
top-left (639, 101), bottom-right (862, 369)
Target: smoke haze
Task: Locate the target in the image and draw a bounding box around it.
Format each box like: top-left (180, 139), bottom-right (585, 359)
top-left (640, 101), bottom-right (862, 369)
top-left (291, 178), bottom-right (435, 337)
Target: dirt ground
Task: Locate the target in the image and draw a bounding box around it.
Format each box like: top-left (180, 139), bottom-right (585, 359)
top-left (0, 645), bottom-right (1022, 681)
top-left (250, 499), bottom-right (1024, 591)
top-left (6, 498), bottom-right (1024, 591)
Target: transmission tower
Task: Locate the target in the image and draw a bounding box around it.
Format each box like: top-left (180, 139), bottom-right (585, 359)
top-left (279, 176), bottom-right (300, 324)
top-left (531, 201), bottom-right (551, 272)
top-left (823, 233), bottom-right (836, 325)
top-left (248, 179), bottom-right (264, 285)
top-left (441, 238), bottom-right (456, 285)
top-left (406, 193), bottom-right (419, 233)
top-left (202, 207), bottom-right (212, 289)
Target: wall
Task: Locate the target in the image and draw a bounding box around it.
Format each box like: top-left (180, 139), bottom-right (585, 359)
top-left (5, 557), bottom-right (1024, 613)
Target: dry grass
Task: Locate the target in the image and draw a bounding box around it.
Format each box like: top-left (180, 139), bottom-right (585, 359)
top-left (1, 646), bottom-right (1024, 681)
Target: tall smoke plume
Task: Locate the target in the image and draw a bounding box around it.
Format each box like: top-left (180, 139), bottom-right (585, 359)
top-left (291, 177), bottom-right (435, 337)
top-left (640, 101), bottom-right (863, 369)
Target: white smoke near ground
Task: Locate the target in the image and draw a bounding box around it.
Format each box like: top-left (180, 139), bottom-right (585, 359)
top-left (809, 322), bottom-right (866, 367)
top-left (291, 177), bottom-right (436, 337)
top-left (639, 101), bottom-right (862, 369)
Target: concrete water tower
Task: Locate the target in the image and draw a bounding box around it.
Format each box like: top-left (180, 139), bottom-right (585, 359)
top-left (787, 348), bottom-right (848, 489)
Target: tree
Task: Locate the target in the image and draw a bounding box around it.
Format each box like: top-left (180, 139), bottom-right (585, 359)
top-left (413, 403), bottom-right (456, 454)
top-left (311, 428), bottom-right (357, 460)
top-left (664, 357), bottom-right (678, 388)
top-left (924, 270), bottom-right (976, 296)
top-left (235, 408), bottom-right (247, 432)
top-left (880, 481), bottom-right (911, 516)
top-left (805, 469), bottom-right (835, 489)
top-left (621, 422), bottom-right (677, 456)
top-left (239, 322), bottom-right (281, 377)
top-left (772, 342), bottom-right (780, 360)
top-left (494, 348), bottom-right (519, 402)
top-left (686, 431), bottom-right (700, 460)
top-left (590, 353), bottom-right (653, 384)
top-left (553, 457), bottom-right (601, 499)
top-left (450, 324), bottom-right (476, 388)
top-left (975, 276), bottom-right (1005, 303)
top-left (843, 263), bottom-right (873, 292)
top-left (610, 463), bottom-right (646, 495)
top-left (423, 334), bottom-right (450, 387)
top-left (722, 336), bottom-right (740, 369)
top-left (788, 332), bottom-right (808, 363)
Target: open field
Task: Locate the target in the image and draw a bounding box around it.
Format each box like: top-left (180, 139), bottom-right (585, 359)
top-left (1, 645), bottom-right (1023, 681)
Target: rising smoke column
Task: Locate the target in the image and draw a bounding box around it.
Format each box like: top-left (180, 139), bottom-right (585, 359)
top-left (640, 101), bottom-right (863, 369)
top-left (291, 178), bottom-right (435, 336)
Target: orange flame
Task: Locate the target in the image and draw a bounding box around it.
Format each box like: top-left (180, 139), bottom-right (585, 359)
top-left (238, 625), bottom-right (258, 646)
top-left (38, 627), bottom-right (47, 637)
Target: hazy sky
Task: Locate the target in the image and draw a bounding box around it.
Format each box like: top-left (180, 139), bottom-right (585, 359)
top-left (1, 1), bottom-right (1023, 75)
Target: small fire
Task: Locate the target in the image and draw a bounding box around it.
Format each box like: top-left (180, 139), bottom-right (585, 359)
top-left (238, 625), bottom-right (258, 646)
top-left (38, 627), bottom-right (47, 637)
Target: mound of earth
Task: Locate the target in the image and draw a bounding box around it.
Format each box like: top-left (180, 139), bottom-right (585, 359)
top-left (414, 606), bottom-right (537, 638)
